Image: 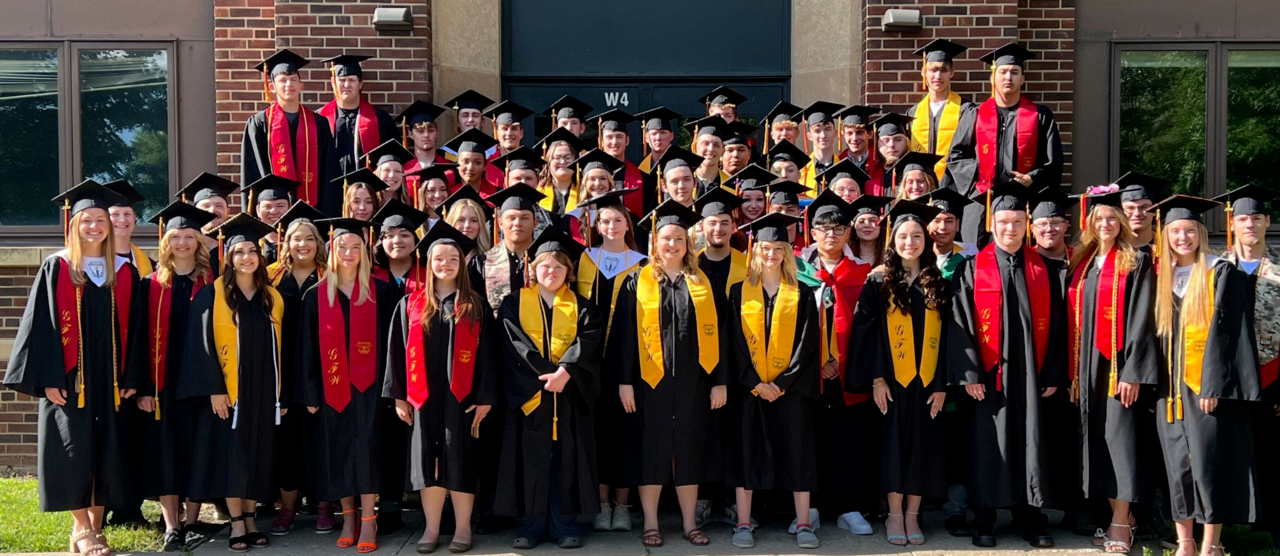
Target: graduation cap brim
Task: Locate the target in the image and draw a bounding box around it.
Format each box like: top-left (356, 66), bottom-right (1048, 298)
top-left (486, 183), bottom-right (546, 214)
top-left (747, 180), bottom-right (809, 205)
top-left (548, 95), bottom-right (594, 121)
top-left (817, 159), bottom-right (872, 186)
top-left (765, 140), bottom-right (811, 168)
top-left (416, 220), bottom-right (476, 256)
top-left (102, 179), bottom-right (145, 206)
top-left (576, 189), bottom-right (630, 210)
top-left (887, 199), bottom-right (943, 228)
top-left (213, 212), bottom-right (276, 250)
top-left (364, 139), bottom-right (415, 167)
top-left (591, 108), bottom-right (635, 131)
top-left (53, 179), bottom-right (129, 215)
top-left (683, 115), bottom-right (733, 140)
top-left (536, 126), bottom-right (589, 154)
top-left (529, 226), bottom-right (585, 262)
top-left (762, 101), bottom-right (803, 125)
top-left (894, 152), bottom-right (944, 181)
top-left (276, 201), bottom-right (328, 236)
top-left (848, 194), bottom-right (893, 216)
top-left (640, 200), bottom-right (702, 233)
top-left (1213, 184), bottom-right (1276, 216)
top-left (834, 105), bottom-right (880, 126)
top-left (655, 146), bottom-right (706, 175)
top-left (726, 164), bottom-right (779, 191)
top-left (724, 121), bottom-right (758, 144)
top-left (698, 86), bottom-right (748, 107)
top-left (444, 90), bottom-right (495, 112)
top-left (872, 113), bottom-right (913, 137)
top-left (491, 146), bottom-right (546, 173)
top-left (915, 187), bottom-right (973, 216)
top-left (332, 168), bottom-right (390, 192)
top-left (397, 100), bottom-right (446, 126)
top-left (979, 42), bottom-right (1036, 67)
top-left (482, 100), bottom-right (534, 125)
top-left (254, 49), bottom-right (309, 76)
top-left (372, 198), bottom-right (430, 231)
top-left (440, 185), bottom-right (494, 222)
top-left (987, 182), bottom-right (1033, 213)
top-left (178, 172), bottom-right (240, 203)
top-left (805, 189), bottom-right (853, 223)
top-left (1146, 194), bottom-right (1222, 224)
top-left (148, 201), bottom-right (218, 231)
top-left (319, 54), bottom-right (372, 77)
top-left (739, 213), bottom-right (802, 243)
top-left (1030, 187), bottom-right (1071, 220)
top-left (913, 38), bottom-right (968, 63)
top-left (444, 128), bottom-right (500, 156)
top-left (242, 174), bottom-right (300, 202)
top-left (406, 162), bottom-right (458, 182)
top-left (574, 149), bottom-right (624, 175)
top-left (316, 217), bottom-right (375, 240)
top-left (636, 106), bottom-right (683, 131)
top-left (693, 187), bottom-right (744, 218)
top-left (800, 101), bottom-right (845, 126)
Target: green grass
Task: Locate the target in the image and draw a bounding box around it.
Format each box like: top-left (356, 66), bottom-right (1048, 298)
top-left (0, 476), bottom-right (166, 553)
top-left (1141, 526), bottom-right (1280, 556)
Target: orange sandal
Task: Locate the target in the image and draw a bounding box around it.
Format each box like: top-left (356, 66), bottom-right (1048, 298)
top-left (336, 510), bottom-right (358, 549)
top-left (356, 515), bottom-right (378, 553)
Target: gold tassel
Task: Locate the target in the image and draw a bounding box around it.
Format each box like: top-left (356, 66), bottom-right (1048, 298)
top-left (1107, 260), bottom-right (1120, 397)
top-left (552, 392), bottom-right (559, 441)
top-left (262, 69), bottom-right (270, 103)
top-left (985, 190), bottom-right (993, 233)
top-left (76, 287), bottom-right (85, 409)
top-left (1225, 200), bottom-right (1234, 252)
top-left (62, 198), bottom-right (70, 249)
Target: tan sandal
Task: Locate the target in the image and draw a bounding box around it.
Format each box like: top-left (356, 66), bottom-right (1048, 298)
top-left (641, 529), bottom-right (663, 547)
top-left (1102, 522), bottom-right (1134, 554)
top-left (69, 529), bottom-right (110, 556)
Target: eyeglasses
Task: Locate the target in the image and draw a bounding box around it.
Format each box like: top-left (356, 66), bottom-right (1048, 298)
top-left (813, 226), bottom-right (849, 236)
top-left (550, 155), bottom-right (576, 163)
top-left (1033, 219), bottom-right (1069, 230)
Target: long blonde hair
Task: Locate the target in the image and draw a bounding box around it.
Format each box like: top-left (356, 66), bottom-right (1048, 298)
top-left (1155, 220), bottom-right (1213, 338)
top-left (648, 224), bottom-right (701, 284)
top-left (444, 199), bottom-right (493, 253)
top-left (324, 232), bottom-right (373, 306)
top-left (67, 209), bottom-right (117, 288)
top-left (276, 220), bottom-right (329, 271)
top-left (156, 227), bottom-right (212, 284)
top-left (1069, 204), bottom-right (1137, 274)
top-left (746, 240), bottom-right (798, 287)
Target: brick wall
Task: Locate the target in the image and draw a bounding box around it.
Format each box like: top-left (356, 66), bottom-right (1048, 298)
top-left (863, 0), bottom-right (1076, 186)
top-left (0, 266), bottom-right (41, 473)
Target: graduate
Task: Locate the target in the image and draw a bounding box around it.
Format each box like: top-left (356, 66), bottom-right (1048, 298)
top-left (384, 222), bottom-right (500, 554)
top-left (335, 168), bottom-right (390, 222)
top-left (914, 188), bottom-right (976, 279)
top-left (241, 50), bottom-right (335, 214)
top-left (1116, 172), bottom-right (1166, 253)
top-left (694, 187), bottom-right (749, 296)
top-left (834, 106), bottom-right (882, 189)
top-left (297, 218), bottom-right (398, 553)
top-left (318, 55), bottom-right (395, 180)
top-left (177, 172), bottom-right (239, 274)
top-left (496, 227), bottom-right (606, 550)
top-left (762, 101), bottom-right (803, 155)
top-left (850, 194), bottom-right (891, 269)
top-left (4, 181), bottom-right (141, 556)
top-left (720, 121), bottom-right (757, 178)
top-left (947, 183), bottom-right (1067, 548)
top-left (411, 162), bottom-right (458, 220)
top-left (816, 158), bottom-right (872, 204)
top-left (131, 202), bottom-right (218, 551)
top-left (371, 199), bottom-right (431, 294)
top-left (179, 213), bottom-right (285, 552)
top-left (683, 115), bottom-right (733, 196)
top-left (847, 200), bottom-right (952, 547)
top-left (765, 139), bottom-right (810, 185)
top-left (728, 165), bottom-right (775, 223)
top-left (699, 86), bottom-right (747, 123)
top-left (482, 184), bottom-right (545, 311)
top-left (592, 109), bottom-right (646, 215)
top-left (870, 113), bottom-right (915, 199)
top-left (398, 100), bottom-right (452, 192)
top-left (610, 201), bottom-right (730, 548)
top-left (103, 178), bottom-right (155, 277)
top-left (1063, 191), bottom-right (1160, 554)
top-left (365, 139), bottom-right (417, 207)
top-left (443, 90), bottom-right (496, 145)
top-left (445, 129), bottom-right (502, 196)
top-left (441, 182), bottom-right (495, 261)
top-left (653, 147), bottom-right (705, 210)
top-left (240, 174), bottom-right (299, 265)
top-left (942, 43), bottom-right (1064, 244)
top-left (797, 101), bottom-right (845, 191)
top-left (536, 128), bottom-right (590, 217)
top-left (482, 100), bottom-right (534, 186)
top-left (893, 152), bottom-right (943, 200)
top-left (548, 95), bottom-right (593, 136)
top-left (1031, 187), bottom-right (1072, 267)
top-left (562, 150), bottom-right (624, 244)
top-left (636, 108), bottom-right (681, 206)
top-left (723, 213), bottom-right (822, 550)
top-left (907, 39), bottom-right (970, 180)
top-left (1148, 195), bottom-right (1262, 556)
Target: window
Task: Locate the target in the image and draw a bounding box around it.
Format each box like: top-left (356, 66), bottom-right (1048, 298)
top-left (0, 48), bottom-right (61, 227)
top-left (1226, 49), bottom-right (1280, 220)
top-left (1117, 50), bottom-right (1207, 200)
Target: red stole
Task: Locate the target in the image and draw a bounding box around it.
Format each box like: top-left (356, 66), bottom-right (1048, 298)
top-left (622, 162), bottom-right (645, 216)
top-left (267, 103), bottom-right (321, 205)
top-left (403, 154), bottom-right (456, 206)
top-left (485, 150), bottom-right (505, 186)
top-left (814, 256), bottom-right (872, 405)
top-left (864, 153), bottom-right (886, 197)
top-left (56, 257), bottom-right (133, 374)
top-left (1262, 358), bottom-right (1279, 390)
top-left (405, 290), bottom-right (481, 409)
top-left (319, 99), bottom-right (382, 167)
top-left (148, 273), bottom-right (209, 392)
top-left (973, 244), bottom-right (1050, 391)
top-left (373, 265), bottom-right (427, 297)
top-left (1066, 246), bottom-right (1128, 390)
top-left (975, 96), bottom-right (1038, 194)
top-left (317, 283), bottom-right (379, 412)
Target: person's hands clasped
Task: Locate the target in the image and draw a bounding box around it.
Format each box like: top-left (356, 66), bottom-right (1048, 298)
top-left (539, 367), bottom-right (571, 393)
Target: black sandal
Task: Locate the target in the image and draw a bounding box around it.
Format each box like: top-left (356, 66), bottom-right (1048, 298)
top-left (163, 528), bottom-right (185, 552)
top-left (228, 516), bottom-right (250, 553)
top-left (241, 511), bottom-right (269, 548)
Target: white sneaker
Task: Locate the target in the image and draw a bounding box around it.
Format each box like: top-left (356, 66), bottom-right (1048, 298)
top-left (592, 502), bottom-right (612, 532)
top-left (610, 504), bottom-right (632, 531)
top-left (694, 499), bottom-right (711, 527)
top-left (788, 508), bottom-right (821, 534)
top-left (837, 511), bottom-right (874, 535)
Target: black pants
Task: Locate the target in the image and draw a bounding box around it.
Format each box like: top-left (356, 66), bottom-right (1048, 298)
top-left (973, 503), bottom-right (1043, 531)
top-left (515, 449), bottom-right (583, 544)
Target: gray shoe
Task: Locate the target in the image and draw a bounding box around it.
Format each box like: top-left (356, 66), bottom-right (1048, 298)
top-left (610, 504), bottom-right (632, 531)
top-left (732, 525), bottom-right (755, 549)
top-left (797, 525), bottom-right (820, 549)
top-left (592, 503), bottom-right (612, 532)
top-left (694, 499), bottom-right (711, 528)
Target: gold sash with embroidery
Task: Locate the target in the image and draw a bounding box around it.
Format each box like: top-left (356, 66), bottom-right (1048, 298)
top-left (699, 248), bottom-right (748, 296)
top-left (518, 284), bottom-right (578, 416)
top-left (740, 281), bottom-right (800, 385)
top-left (636, 268), bottom-right (719, 388)
top-left (212, 275), bottom-right (285, 405)
top-left (910, 91), bottom-right (962, 178)
top-left (887, 298), bottom-right (942, 387)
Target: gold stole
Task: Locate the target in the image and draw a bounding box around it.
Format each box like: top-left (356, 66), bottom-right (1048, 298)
top-left (538, 184), bottom-right (578, 213)
top-left (131, 244), bottom-right (154, 277)
top-left (212, 276), bottom-right (285, 405)
top-left (636, 269), bottom-right (720, 388)
top-left (887, 299), bottom-right (942, 387)
top-left (518, 286), bottom-right (578, 440)
top-left (910, 91), bottom-right (962, 178)
top-left (699, 248), bottom-right (749, 297)
top-left (740, 281), bottom-right (800, 387)
top-left (639, 153), bottom-right (652, 173)
top-left (1170, 269), bottom-right (1216, 421)
top-left (576, 251), bottom-right (640, 344)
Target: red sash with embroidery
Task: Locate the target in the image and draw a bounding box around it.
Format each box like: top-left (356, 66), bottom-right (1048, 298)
top-left (319, 99), bottom-right (382, 168)
top-left (1066, 246), bottom-right (1128, 387)
top-left (268, 104), bottom-right (321, 205)
top-left (317, 283), bottom-right (379, 412)
top-left (815, 257), bottom-right (872, 405)
top-left (405, 290), bottom-right (481, 409)
top-left (975, 97), bottom-right (1038, 194)
top-left (973, 244), bottom-right (1050, 390)
top-left (56, 257), bottom-right (133, 374)
top-left (148, 273), bottom-right (209, 391)
top-left (622, 162), bottom-right (645, 216)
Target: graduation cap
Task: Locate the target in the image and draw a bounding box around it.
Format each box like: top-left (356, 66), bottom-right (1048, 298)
top-left (548, 95), bottom-right (593, 122)
top-left (407, 162), bottom-right (457, 185)
top-left (800, 101), bottom-right (845, 127)
top-left (817, 159), bottom-right (871, 189)
top-left (806, 189), bottom-right (853, 224)
top-left (372, 198), bottom-right (430, 232)
top-left (655, 146), bottom-right (705, 175)
top-left (887, 199), bottom-right (943, 229)
top-left (364, 139), bottom-right (415, 167)
top-left (332, 168), bottom-right (390, 194)
top-left (492, 146), bottom-right (546, 173)
top-left (483, 100), bottom-right (534, 126)
top-left (574, 149), bottom-right (623, 176)
top-left (241, 174), bottom-right (299, 211)
top-left (1115, 171), bottom-right (1169, 202)
top-left (444, 90), bottom-right (494, 112)
top-left (212, 212), bottom-right (275, 253)
top-left (444, 128), bottom-right (500, 156)
top-left (765, 140), bottom-right (811, 169)
top-left (979, 42), bottom-right (1036, 68)
top-left (317, 218), bottom-right (376, 244)
top-left (178, 172), bottom-right (239, 204)
top-left (684, 115), bottom-right (733, 141)
top-left (149, 201), bottom-right (217, 233)
top-left (835, 105), bottom-right (880, 128)
top-left (1145, 194), bottom-right (1221, 226)
top-left (636, 106), bottom-right (682, 132)
top-left (576, 189), bottom-right (630, 210)
top-left (535, 126), bottom-right (589, 154)
top-left (440, 183), bottom-right (493, 222)
top-left (397, 100), bottom-right (446, 127)
top-left (640, 199), bottom-right (702, 233)
top-left (319, 54), bottom-right (372, 78)
top-left (873, 113), bottom-right (912, 138)
top-left (529, 226), bottom-right (585, 262)
top-left (740, 213), bottom-right (802, 244)
top-left (987, 182), bottom-right (1032, 213)
top-left (102, 179), bottom-right (144, 207)
top-left (487, 183), bottom-right (545, 214)
top-left (748, 180), bottom-right (809, 207)
top-left (1030, 187), bottom-right (1070, 220)
top-left (592, 108), bottom-right (634, 133)
top-left (1214, 184), bottom-right (1275, 217)
top-left (415, 220), bottom-right (476, 257)
top-left (724, 121), bottom-right (758, 146)
top-left (698, 86), bottom-right (748, 108)
top-left (849, 194), bottom-right (892, 218)
top-left (762, 101), bottom-right (803, 127)
top-left (894, 152), bottom-right (943, 184)
top-left (254, 49), bottom-right (308, 78)
top-left (917, 187), bottom-right (973, 218)
top-left (914, 39), bottom-right (968, 64)
top-left (693, 187), bottom-right (744, 218)
top-left (275, 201), bottom-right (329, 237)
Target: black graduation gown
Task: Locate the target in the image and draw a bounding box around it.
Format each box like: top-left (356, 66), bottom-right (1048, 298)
top-left (370, 269), bottom-right (415, 502)
top-left (328, 104), bottom-right (396, 179)
top-left (1071, 252), bottom-right (1160, 503)
top-left (584, 271), bottom-right (645, 488)
top-left (261, 240), bottom-right (278, 267)
top-left (947, 246), bottom-right (1068, 509)
top-left (297, 280), bottom-right (397, 500)
top-left (494, 289), bottom-right (604, 518)
top-left (179, 286), bottom-right (282, 502)
top-left (3, 256), bottom-right (143, 511)
top-left (273, 269), bottom-right (319, 493)
top-left (847, 276), bottom-right (949, 498)
top-left (698, 253), bottom-right (733, 298)
top-left (240, 108), bottom-right (338, 216)
top-left (905, 97), bottom-right (971, 155)
top-left (724, 281), bottom-right (821, 492)
top-left (383, 293), bottom-right (501, 493)
top-left (941, 103), bottom-right (1064, 244)
top-left (610, 273), bottom-right (731, 487)
top-left (1156, 261), bottom-right (1262, 524)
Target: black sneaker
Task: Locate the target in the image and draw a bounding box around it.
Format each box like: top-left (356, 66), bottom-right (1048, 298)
top-left (1022, 527), bottom-right (1054, 548)
top-left (973, 527), bottom-right (997, 548)
top-left (162, 528), bottom-right (185, 552)
top-left (945, 515), bottom-right (970, 537)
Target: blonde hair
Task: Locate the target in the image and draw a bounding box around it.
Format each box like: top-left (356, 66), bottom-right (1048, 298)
top-left (157, 227), bottom-right (213, 284)
top-left (746, 240), bottom-right (798, 288)
top-left (648, 225), bottom-right (701, 284)
top-left (575, 167), bottom-right (616, 207)
top-left (1155, 220), bottom-right (1212, 338)
top-left (444, 199), bottom-right (493, 253)
top-left (67, 209), bottom-right (117, 288)
top-left (1069, 204), bottom-right (1137, 275)
top-left (324, 232), bottom-right (373, 306)
top-left (343, 182), bottom-right (381, 218)
top-left (771, 120), bottom-right (798, 133)
top-left (277, 220), bottom-right (329, 271)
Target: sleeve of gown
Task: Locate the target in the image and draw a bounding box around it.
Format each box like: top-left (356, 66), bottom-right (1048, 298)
top-left (724, 282), bottom-right (761, 391)
top-left (946, 261), bottom-right (984, 386)
top-left (1203, 264), bottom-right (1263, 401)
top-left (473, 298), bottom-right (502, 406)
top-left (1027, 106), bottom-right (1064, 191)
top-left (382, 297), bottom-right (409, 400)
top-left (121, 274), bottom-right (152, 392)
top-left (497, 291), bottom-right (553, 409)
top-left (1039, 259), bottom-right (1069, 390)
top-left (558, 294), bottom-right (604, 407)
top-left (296, 289), bottom-right (322, 408)
top-left (468, 256), bottom-right (487, 299)
top-left (1120, 254), bottom-right (1160, 385)
top-left (846, 277), bottom-right (890, 388)
top-left (940, 104), bottom-right (978, 194)
top-left (315, 113), bottom-right (337, 188)
top-left (709, 277), bottom-right (732, 387)
top-left (610, 276), bottom-right (640, 387)
top-left (177, 287), bottom-right (227, 399)
top-left (241, 115), bottom-right (265, 186)
top-left (773, 283), bottom-right (821, 399)
top-left (2, 257), bottom-right (67, 397)
top-left (378, 110), bottom-right (396, 144)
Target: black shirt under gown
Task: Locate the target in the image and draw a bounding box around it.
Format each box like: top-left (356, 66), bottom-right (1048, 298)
top-left (240, 108), bottom-right (338, 216)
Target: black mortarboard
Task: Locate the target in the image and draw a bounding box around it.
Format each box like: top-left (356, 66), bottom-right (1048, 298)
top-left (1213, 184), bottom-right (1275, 217)
top-left (149, 201), bottom-right (217, 232)
top-left (372, 198), bottom-right (430, 232)
top-left (486, 183), bottom-right (545, 214)
top-left (887, 199), bottom-right (943, 228)
top-left (698, 86), bottom-right (748, 107)
top-left (693, 187), bottom-right (744, 218)
top-left (1147, 194), bottom-right (1222, 224)
top-left (319, 54), bottom-right (371, 78)
top-left (333, 168), bottom-right (390, 193)
top-left (726, 165), bottom-right (778, 192)
top-left (640, 200), bottom-right (702, 232)
top-left (741, 213), bottom-right (802, 243)
top-left (800, 101), bottom-right (845, 127)
top-left (592, 109), bottom-right (634, 133)
top-left (894, 151), bottom-right (943, 184)
top-left (1030, 187), bottom-right (1070, 220)
top-left (916, 187), bottom-right (973, 218)
top-left (762, 101), bottom-right (803, 127)
top-left (255, 49), bottom-right (309, 78)
top-left (748, 180), bottom-right (809, 206)
top-left (444, 128), bottom-right (500, 156)
top-left (835, 105), bottom-right (880, 127)
top-left (1115, 171), bottom-right (1169, 202)
top-left (364, 139), bottom-right (415, 167)
top-left (549, 95), bottom-right (593, 121)
top-left (492, 146), bottom-right (546, 173)
top-left (766, 140), bottom-right (811, 169)
top-left (536, 126), bottom-right (589, 154)
top-left (1081, 190), bottom-right (1124, 212)
top-left (482, 100), bottom-right (534, 126)
top-left (873, 113), bottom-right (912, 138)
top-left (724, 121), bottom-right (758, 146)
top-left (979, 42), bottom-right (1036, 68)
top-left (577, 190), bottom-right (629, 210)
top-left (817, 159), bottom-right (871, 188)
top-left (529, 226), bottom-right (585, 262)
top-left (415, 220), bottom-right (476, 257)
top-left (806, 189), bottom-right (853, 224)
top-left (988, 182), bottom-right (1032, 213)
top-left (397, 100), bottom-right (446, 127)
top-left (407, 162), bottom-right (457, 184)
top-left (213, 212), bottom-right (275, 252)
top-left (574, 149), bottom-right (624, 176)
top-left (913, 39), bottom-right (968, 64)
top-left (684, 115), bottom-right (733, 141)
top-left (849, 194), bottom-right (892, 217)
top-left (440, 184), bottom-right (493, 221)
top-left (177, 172), bottom-right (239, 204)
top-left (636, 106), bottom-right (682, 132)
top-left (655, 146), bottom-right (705, 175)
top-left (276, 201), bottom-right (329, 237)
top-left (317, 217), bottom-right (374, 241)
top-left (444, 90), bottom-right (494, 112)
top-left (103, 179), bottom-right (144, 207)
top-left (242, 174), bottom-right (299, 206)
